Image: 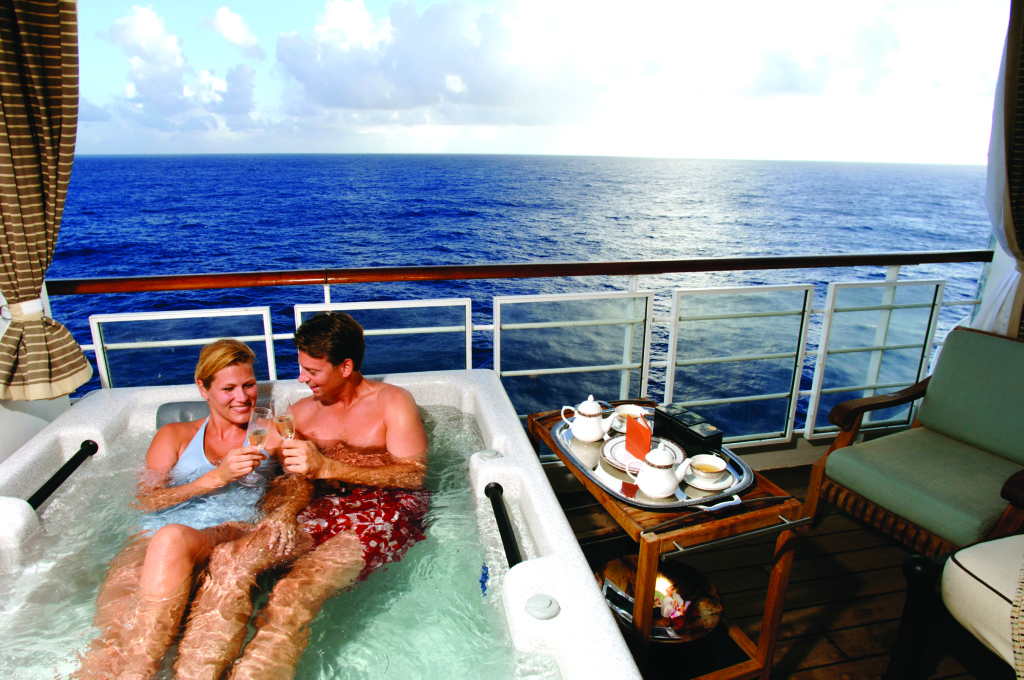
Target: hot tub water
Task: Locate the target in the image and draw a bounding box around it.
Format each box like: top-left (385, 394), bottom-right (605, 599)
top-left (0, 406), bottom-right (559, 680)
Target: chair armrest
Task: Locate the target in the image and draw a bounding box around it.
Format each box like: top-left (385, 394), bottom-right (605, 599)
top-left (1001, 470), bottom-right (1024, 508)
top-left (828, 377), bottom-right (931, 432)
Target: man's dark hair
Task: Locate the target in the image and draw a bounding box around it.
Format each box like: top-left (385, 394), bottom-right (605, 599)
top-left (294, 312), bottom-right (365, 371)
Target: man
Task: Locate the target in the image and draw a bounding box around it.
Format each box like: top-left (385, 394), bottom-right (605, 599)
top-left (175, 312), bottom-right (430, 680)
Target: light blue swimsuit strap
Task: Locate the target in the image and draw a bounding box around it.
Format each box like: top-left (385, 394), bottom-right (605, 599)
top-left (170, 417), bottom-right (216, 481)
top-left (141, 417), bottom-right (275, 533)
top-left (169, 417), bottom-right (277, 484)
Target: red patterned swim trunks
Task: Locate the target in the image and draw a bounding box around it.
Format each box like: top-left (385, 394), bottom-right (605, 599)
top-left (297, 482), bottom-right (431, 579)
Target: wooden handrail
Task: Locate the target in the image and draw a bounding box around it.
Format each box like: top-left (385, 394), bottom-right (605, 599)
top-left (45, 249), bottom-right (994, 296)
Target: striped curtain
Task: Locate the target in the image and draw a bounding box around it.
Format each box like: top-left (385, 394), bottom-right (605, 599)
top-left (984, 0), bottom-right (1024, 339)
top-left (0, 0), bottom-right (91, 400)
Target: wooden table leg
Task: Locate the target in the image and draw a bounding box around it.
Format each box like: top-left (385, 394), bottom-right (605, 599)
top-left (630, 532), bottom-right (660, 670)
top-left (755, 529), bottom-right (798, 680)
top-left (526, 413), bottom-right (550, 454)
top-left (525, 414), bottom-right (540, 453)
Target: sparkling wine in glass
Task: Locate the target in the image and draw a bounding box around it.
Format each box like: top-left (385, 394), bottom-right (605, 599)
top-left (272, 399), bottom-right (295, 440)
top-left (240, 407), bottom-right (271, 487)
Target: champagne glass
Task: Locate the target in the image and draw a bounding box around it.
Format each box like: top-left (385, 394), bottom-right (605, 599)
top-left (272, 398), bottom-right (295, 441)
top-left (239, 407), bottom-right (271, 487)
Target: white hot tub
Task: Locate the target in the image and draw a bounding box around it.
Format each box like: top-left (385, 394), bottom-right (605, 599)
top-left (0, 369), bottom-right (640, 680)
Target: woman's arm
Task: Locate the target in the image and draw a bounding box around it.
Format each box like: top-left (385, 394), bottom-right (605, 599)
top-left (134, 423), bottom-right (264, 512)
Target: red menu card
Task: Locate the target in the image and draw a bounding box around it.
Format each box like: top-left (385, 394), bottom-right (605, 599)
top-left (625, 415), bottom-right (652, 459)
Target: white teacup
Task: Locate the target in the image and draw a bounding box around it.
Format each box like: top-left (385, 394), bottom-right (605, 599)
top-left (688, 454), bottom-right (727, 481)
top-left (612, 404), bottom-right (648, 431)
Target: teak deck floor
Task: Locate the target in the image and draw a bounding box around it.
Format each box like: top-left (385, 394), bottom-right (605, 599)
top-left (557, 465), bottom-right (1014, 680)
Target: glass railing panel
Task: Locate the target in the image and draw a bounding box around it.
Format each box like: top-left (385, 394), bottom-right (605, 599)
top-left (665, 285), bottom-right (813, 445)
top-left (494, 291), bottom-right (653, 417)
top-left (805, 279), bottom-right (944, 437)
top-left (294, 299), bottom-right (472, 375)
top-left (88, 307), bottom-right (275, 388)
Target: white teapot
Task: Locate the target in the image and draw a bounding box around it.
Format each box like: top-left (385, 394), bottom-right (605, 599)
top-left (627, 442), bottom-right (691, 499)
top-left (561, 395), bottom-right (616, 443)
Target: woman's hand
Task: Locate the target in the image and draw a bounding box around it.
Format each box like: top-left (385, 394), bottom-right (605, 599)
top-left (216, 445), bottom-right (266, 484)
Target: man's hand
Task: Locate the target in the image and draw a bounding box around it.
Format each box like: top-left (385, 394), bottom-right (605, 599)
top-left (217, 445), bottom-right (266, 484)
top-left (257, 516), bottom-right (298, 557)
top-left (281, 439), bottom-right (330, 478)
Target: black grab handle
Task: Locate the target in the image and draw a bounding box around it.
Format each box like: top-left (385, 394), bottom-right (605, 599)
top-left (484, 482), bottom-right (522, 568)
top-left (27, 440), bottom-right (99, 510)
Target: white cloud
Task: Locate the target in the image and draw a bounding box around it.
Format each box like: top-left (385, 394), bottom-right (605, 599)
top-left (78, 98), bottom-right (112, 122)
top-left (104, 5), bottom-right (258, 135)
top-left (314, 0), bottom-right (391, 50)
top-left (77, 0), bottom-right (1010, 162)
top-left (445, 74), bottom-right (466, 94)
top-left (109, 5), bottom-right (185, 67)
top-left (193, 70), bottom-right (227, 104)
top-left (217, 64), bottom-right (258, 120)
top-left (276, 0), bottom-right (597, 126)
top-left (744, 52), bottom-right (832, 97)
top-left (212, 7), bottom-right (265, 59)
top-left (108, 6), bottom-right (190, 115)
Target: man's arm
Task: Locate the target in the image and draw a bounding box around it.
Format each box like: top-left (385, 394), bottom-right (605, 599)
top-left (259, 473), bottom-right (316, 519)
top-left (253, 473), bottom-right (317, 556)
top-left (282, 441), bottom-right (427, 489)
top-left (282, 386), bottom-right (428, 489)
top-left (382, 385), bottom-right (429, 461)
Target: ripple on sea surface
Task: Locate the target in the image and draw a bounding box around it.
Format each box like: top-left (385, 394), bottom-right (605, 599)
top-left (50, 155), bottom-right (991, 400)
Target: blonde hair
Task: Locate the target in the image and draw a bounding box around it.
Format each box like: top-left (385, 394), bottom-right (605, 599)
top-left (194, 339), bottom-right (256, 389)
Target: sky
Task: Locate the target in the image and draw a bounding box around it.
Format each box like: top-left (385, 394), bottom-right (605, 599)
top-left (76, 0), bottom-right (1012, 163)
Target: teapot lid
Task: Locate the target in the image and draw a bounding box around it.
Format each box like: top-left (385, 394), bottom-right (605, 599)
top-left (577, 395), bottom-right (603, 416)
top-left (645, 442), bottom-right (673, 465)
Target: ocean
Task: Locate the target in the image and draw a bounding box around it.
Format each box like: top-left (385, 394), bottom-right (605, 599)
top-left (48, 155), bottom-right (992, 423)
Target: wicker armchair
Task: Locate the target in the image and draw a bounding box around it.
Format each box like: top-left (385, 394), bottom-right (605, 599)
top-left (802, 328), bottom-right (1024, 558)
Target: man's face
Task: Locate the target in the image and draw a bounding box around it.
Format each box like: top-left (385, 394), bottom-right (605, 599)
top-left (297, 350), bottom-right (348, 399)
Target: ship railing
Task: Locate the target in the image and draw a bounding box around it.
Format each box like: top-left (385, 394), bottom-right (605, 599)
top-left (44, 249), bottom-right (993, 452)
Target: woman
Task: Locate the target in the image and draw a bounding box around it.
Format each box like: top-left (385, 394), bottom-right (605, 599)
top-left (74, 339), bottom-right (308, 680)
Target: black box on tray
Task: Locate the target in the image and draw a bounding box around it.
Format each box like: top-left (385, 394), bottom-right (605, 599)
top-left (653, 405), bottom-right (723, 455)
top-left (684, 421), bottom-right (724, 455)
top-left (653, 404), bottom-right (703, 444)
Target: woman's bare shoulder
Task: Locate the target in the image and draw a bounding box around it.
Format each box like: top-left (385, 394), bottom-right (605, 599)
top-left (153, 418), bottom-right (204, 442)
top-left (147, 418), bottom-right (204, 468)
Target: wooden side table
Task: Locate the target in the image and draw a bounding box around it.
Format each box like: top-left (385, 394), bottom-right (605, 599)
top-left (528, 402), bottom-right (807, 680)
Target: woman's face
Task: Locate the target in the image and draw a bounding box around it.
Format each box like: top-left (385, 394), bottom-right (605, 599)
top-left (197, 363), bottom-right (258, 426)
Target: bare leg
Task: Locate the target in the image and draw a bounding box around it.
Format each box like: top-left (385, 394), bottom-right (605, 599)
top-left (73, 536), bottom-right (151, 679)
top-left (174, 524), bottom-right (314, 680)
top-left (227, 532), bottom-right (364, 680)
top-left (73, 522), bottom-right (251, 680)
top-left (117, 580), bottom-right (191, 680)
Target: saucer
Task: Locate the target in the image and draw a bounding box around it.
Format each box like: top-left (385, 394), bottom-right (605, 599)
top-left (682, 468), bottom-right (734, 491)
top-left (601, 435), bottom-right (684, 474)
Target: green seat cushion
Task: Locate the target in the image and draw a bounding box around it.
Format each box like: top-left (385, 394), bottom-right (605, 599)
top-left (826, 427), bottom-right (1021, 547)
top-left (918, 330), bottom-right (1024, 465)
